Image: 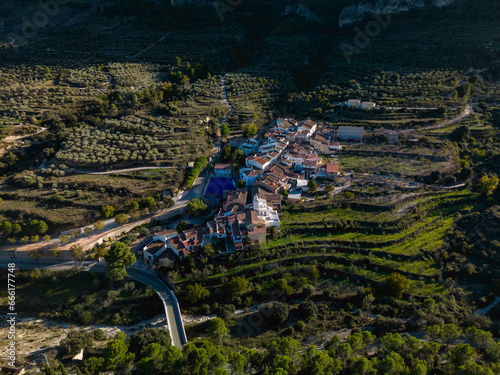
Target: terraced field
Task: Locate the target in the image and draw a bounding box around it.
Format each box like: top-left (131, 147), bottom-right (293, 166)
top-left (171, 186), bottom-right (497, 351)
top-left (173, 189), bottom-right (485, 316)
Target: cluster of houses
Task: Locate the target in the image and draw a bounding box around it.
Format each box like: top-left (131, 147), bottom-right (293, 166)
top-left (139, 116), bottom-right (365, 267)
top-left (230, 118), bottom-right (363, 198)
top-left (139, 187), bottom-right (280, 266)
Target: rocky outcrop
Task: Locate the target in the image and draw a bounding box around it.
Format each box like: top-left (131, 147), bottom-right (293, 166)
top-left (432, 0), bottom-right (456, 7)
top-left (170, 0), bottom-right (211, 6)
top-left (284, 4), bottom-right (324, 23)
top-left (338, 0), bottom-right (457, 28)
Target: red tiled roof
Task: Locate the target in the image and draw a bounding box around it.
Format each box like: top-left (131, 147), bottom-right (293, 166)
top-left (215, 163), bottom-right (232, 170)
top-left (154, 229), bottom-right (177, 237)
top-left (168, 236), bottom-right (186, 252)
top-left (326, 164), bottom-right (339, 173)
top-left (251, 226), bottom-right (267, 234)
top-left (247, 155), bottom-right (271, 166)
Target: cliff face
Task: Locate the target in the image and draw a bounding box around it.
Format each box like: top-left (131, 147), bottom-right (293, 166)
top-left (284, 4), bottom-right (324, 23)
top-left (169, 0), bottom-right (324, 23)
top-left (170, 0), bottom-right (210, 6)
top-left (338, 0), bottom-right (457, 28)
top-left (167, 0), bottom-right (457, 27)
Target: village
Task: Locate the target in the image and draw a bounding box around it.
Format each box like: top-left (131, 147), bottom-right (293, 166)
top-left (139, 104), bottom-right (372, 268)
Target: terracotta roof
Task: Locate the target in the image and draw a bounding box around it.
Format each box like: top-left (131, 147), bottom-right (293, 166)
top-left (244, 169), bottom-right (260, 177)
top-left (303, 160), bottom-right (319, 167)
top-left (237, 209), bottom-right (266, 227)
top-left (154, 229), bottom-right (177, 237)
top-left (267, 151), bottom-right (279, 159)
top-left (207, 220), bottom-right (216, 234)
top-left (168, 236), bottom-right (186, 252)
top-left (327, 163), bottom-right (339, 173)
top-left (247, 155), bottom-right (271, 166)
top-left (250, 226), bottom-right (267, 234)
top-left (264, 193), bottom-right (281, 203)
top-left (300, 119), bottom-right (317, 127)
top-left (215, 163), bottom-right (232, 170)
top-left (276, 119), bottom-right (296, 129)
top-left (181, 227), bottom-right (205, 253)
top-left (313, 132), bottom-right (331, 143)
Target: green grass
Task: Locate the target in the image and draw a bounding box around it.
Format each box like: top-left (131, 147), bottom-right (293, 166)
top-left (282, 206), bottom-right (398, 223)
top-left (0, 270), bottom-right (163, 325)
top-left (337, 154), bottom-right (454, 176)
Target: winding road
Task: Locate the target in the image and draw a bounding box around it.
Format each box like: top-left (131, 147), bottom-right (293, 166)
top-left (421, 104), bottom-right (476, 131)
top-left (0, 259), bottom-right (188, 348)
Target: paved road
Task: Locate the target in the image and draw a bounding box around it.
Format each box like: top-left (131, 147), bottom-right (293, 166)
top-left (6, 165), bottom-right (211, 252)
top-left (0, 259), bottom-right (188, 348)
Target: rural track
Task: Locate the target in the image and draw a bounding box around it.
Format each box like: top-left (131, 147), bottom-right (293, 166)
top-left (3, 127), bottom-right (47, 142)
top-left (420, 104), bottom-right (476, 131)
top-left (220, 74), bottom-right (234, 125)
top-left (1, 169), bottom-right (210, 254)
top-left (73, 165), bottom-right (178, 175)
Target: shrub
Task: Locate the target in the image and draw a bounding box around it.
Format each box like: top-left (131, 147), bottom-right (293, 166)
top-left (298, 300), bottom-right (318, 322)
top-left (260, 301), bottom-right (289, 325)
top-left (385, 273), bottom-right (409, 299)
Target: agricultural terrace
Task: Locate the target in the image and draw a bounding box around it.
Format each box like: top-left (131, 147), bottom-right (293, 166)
top-left (224, 72), bottom-right (291, 134)
top-left (0, 168), bottom-right (182, 233)
top-left (168, 186), bottom-right (495, 349)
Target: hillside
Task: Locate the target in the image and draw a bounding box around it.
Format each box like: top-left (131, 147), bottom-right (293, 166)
top-left (0, 0), bottom-right (499, 373)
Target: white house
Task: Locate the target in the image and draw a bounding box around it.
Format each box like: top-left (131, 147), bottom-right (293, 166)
top-left (246, 155), bottom-right (272, 170)
top-left (143, 240), bottom-right (166, 263)
top-left (240, 167), bottom-right (261, 185)
top-left (297, 120), bottom-right (317, 140)
top-left (253, 194), bottom-right (280, 229)
top-left (287, 190), bottom-right (302, 202)
top-left (282, 152), bottom-right (305, 168)
top-left (259, 140), bottom-right (279, 153)
top-left (274, 118), bottom-right (297, 132)
top-left (344, 99), bottom-right (376, 109)
top-left (241, 139), bottom-right (259, 156)
top-left (143, 232), bottom-right (177, 263)
top-left (345, 99), bottom-right (361, 107)
top-left (296, 179), bottom-right (308, 192)
top-left (360, 102), bottom-right (376, 109)
top-left (214, 163), bottom-right (232, 177)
